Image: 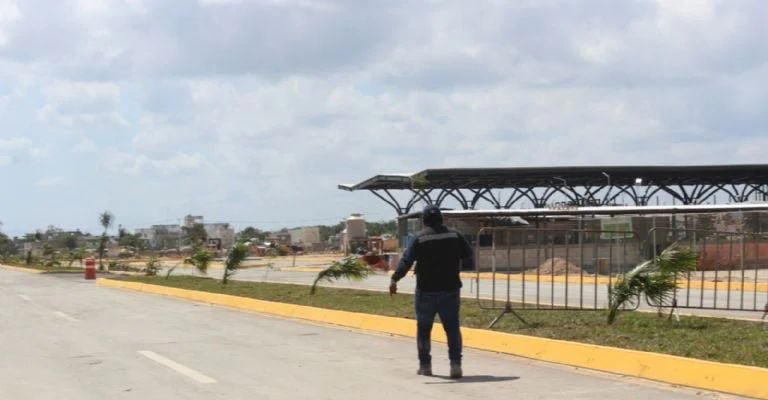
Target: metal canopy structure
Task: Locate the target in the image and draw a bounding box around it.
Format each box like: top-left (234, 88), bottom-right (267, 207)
top-left (397, 203), bottom-right (768, 220)
top-left (339, 165), bottom-right (768, 215)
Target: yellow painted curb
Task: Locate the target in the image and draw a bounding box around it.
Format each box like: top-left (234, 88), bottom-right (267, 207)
top-left (0, 264), bottom-right (45, 274)
top-left (97, 278), bottom-right (768, 399)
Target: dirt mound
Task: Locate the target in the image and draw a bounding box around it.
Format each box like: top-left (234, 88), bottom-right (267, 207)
top-left (528, 257), bottom-right (582, 275)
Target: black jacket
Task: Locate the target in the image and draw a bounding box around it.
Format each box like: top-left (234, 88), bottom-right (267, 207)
top-left (391, 225), bottom-right (474, 292)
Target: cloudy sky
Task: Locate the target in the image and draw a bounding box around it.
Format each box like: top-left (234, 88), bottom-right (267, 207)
top-left (0, 0), bottom-right (766, 236)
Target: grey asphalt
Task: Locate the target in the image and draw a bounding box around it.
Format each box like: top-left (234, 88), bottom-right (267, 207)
top-left (0, 268), bottom-right (744, 399)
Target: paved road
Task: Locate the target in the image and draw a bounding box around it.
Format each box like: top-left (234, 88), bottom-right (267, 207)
top-left (0, 268), bottom-right (741, 399)
top-left (171, 264), bottom-right (768, 321)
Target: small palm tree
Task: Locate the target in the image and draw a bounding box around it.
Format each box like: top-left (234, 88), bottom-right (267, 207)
top-left (98, 211), bottom-right (114, 270)
top-left (310, 256), bottom-right (370, 294)
top-left (67, 247), bottom-right (87, 267)
top-left (184, 249), bottom-right (214, 275)
top-left (262, 262), bottom-right (275, 281)
top-left (144, 257), bottom-right (161, 276)
top-left (607, 243), bottom-right (697, 324)
top-left (41, 244), bottom-right (60, 268)
top-left (222, 242), bottom-right (248, 285)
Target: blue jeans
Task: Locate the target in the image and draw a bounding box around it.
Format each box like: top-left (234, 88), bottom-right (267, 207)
top-left (415, 289), bottom-right (462, 366)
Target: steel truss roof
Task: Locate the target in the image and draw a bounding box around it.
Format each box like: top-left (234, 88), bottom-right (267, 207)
top-left (339, 165), bottom-right (768, 215)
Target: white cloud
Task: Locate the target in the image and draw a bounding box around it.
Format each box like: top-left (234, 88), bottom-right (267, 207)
top-left (106, 151), bottom-right (208, 176)
top-left (34, 176), bottom-right (67, 188)
top-left (131, 114), bottom-right (201, 152)
top-left (0, 0), bottom-right (767, 234)
top-left (654, 0), bottom-right (714, 24)
top-left (38, 81), bottom-right (124, 126)
top-left (0, 137), bottom-right (30, 150)
top-left (71, 138), bottom-right (98, 153)
top-left (0, 0), bottom-right (21, 47)
top-left (28, 145), bottom-right (54, 161)
top-left (0, 137), bottom-right (31, 165)
top-left (198, 0), bottom-right (241, 5)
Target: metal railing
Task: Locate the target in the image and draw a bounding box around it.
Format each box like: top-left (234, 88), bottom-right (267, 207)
top-left (647, 228), bottom-right (768, 312)
top-left (473, 227), bottom-right (768, 326)
top-left (474, 227), bottom-right (641, 326)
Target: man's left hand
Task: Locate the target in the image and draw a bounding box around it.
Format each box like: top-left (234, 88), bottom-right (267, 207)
top-left (389, 281), bottom-right (397, 296)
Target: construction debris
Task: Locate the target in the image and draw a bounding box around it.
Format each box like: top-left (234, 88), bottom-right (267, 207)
top-left (529, 257), bottom-right (582, 275)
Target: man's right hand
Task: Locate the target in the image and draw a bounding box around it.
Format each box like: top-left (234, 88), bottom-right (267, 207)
top-left (389, 281), bottom-right (397, 296)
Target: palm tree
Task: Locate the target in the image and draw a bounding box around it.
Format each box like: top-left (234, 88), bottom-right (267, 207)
top-left (98, 211), bottom-right (114, 270)
top-left (67, 247), bottom-right (87, 267)
top-left (99, 211), bottom-right (114, 232)
top-left (42, 244), bottom-right (59, 267)
top-left (310, 256), bottom-right (370, 294)
top-left (607, 243), bottom-right (697, 324)
top-left (184, 248), bottom-right (214, 275)
top-left (144, 257), bottom-right (161, 276)
top-left (222, 242), bottom-right (248, 285)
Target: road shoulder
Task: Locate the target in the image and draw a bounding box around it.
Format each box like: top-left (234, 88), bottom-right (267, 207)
top-left (97, 277), bottom-right (767, 399)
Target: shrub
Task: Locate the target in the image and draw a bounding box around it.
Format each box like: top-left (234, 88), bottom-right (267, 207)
top-left (184, 249), bottom-right (214, 274)
top-left (108, 260), bottom-right (130, 271)
top-left (144, 257), bottom-right (161, 276)
top-left (43, 258), bottom-right (61, 267)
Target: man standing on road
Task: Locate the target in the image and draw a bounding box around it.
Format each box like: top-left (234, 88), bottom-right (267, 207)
top-left (389, 205), bottom-right (474, 379)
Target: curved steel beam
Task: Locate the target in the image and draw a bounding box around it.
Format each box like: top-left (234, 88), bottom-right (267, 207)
top-left (657, 185), bottom-right (687, 204)
top-left (405, 189), bottom-right (434, 214)
top-left (436, 189), bottom-right (469, 209)
top-left (743, 184), bottom-right (768, 201)
top-left (503, 188), bottom-right (537, 209)
top-left (370, 189), bottom-right (405, 215)
top-left (470, 188), bottom-right (502, 209)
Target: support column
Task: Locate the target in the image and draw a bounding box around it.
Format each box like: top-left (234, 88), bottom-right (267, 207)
top-left (397, 216), bottom-right (409, 249)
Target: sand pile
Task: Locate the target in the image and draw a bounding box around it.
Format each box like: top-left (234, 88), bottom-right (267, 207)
top-left (528, 257), bottom-right (582, 275)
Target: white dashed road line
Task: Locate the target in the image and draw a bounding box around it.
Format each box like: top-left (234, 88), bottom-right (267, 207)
top-left (138, 350), bottom-right (217, 384)
top-left (53, 311), bottom-right (79, 322)
top-left (19, 294), bottom-right (79, 322)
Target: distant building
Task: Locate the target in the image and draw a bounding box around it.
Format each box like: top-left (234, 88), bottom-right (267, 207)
top-left (204, 223), bottom-right (235, 249)
top-left (22, 242), bottom-right (43, 257)
top-left (136, 216), bottom-right (235, 250)
top-left (136, 224), bottom-right (182, 249)
top-left (135, 228), bottom-right (156, 245)
top-left (288, 227), bottom-right (321, 246)
top-left (183, 215), bottom-right (204, 227)
top-left (266, 231), bottom-right (292, 246)
top-left (342, 214), bottom-right (367, 254)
